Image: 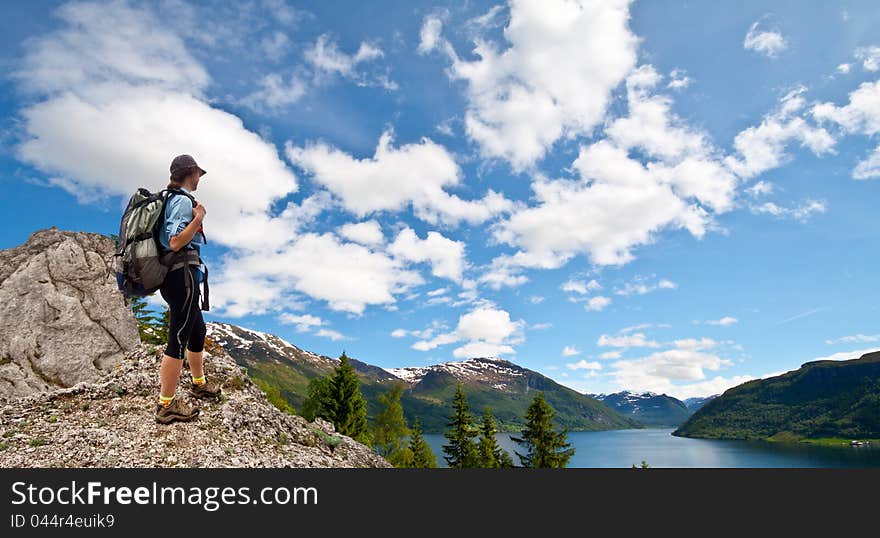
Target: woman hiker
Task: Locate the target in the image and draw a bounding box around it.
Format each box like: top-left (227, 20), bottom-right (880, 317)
top-left (156, 154), bottom-right (222, 424)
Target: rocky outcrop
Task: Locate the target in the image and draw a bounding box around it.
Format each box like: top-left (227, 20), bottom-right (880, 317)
top-left (0, 344), bottom-right (390, 468)
top-left (0, 228), bottom-right (139, 399)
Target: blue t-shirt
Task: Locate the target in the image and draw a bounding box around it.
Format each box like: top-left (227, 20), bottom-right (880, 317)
top-left (159, 188), bottom-right (205, 282)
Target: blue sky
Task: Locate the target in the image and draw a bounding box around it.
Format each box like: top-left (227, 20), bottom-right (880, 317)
top-left (2, 0), bottom-right (880, 399)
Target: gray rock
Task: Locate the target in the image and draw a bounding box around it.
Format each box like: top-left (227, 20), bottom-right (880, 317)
top-left (0, 228), bottom-right (139, 399)
top-left (0, 345), bottom-right (390, 468)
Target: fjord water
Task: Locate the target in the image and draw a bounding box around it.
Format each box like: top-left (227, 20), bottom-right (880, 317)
top-left (424, 429), bottom-right (880, 468)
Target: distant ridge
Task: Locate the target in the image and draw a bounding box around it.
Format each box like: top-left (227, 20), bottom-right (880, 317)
top-left (207, 322), bottom-right (642, 433)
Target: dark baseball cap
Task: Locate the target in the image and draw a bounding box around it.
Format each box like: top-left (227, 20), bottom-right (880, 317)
top-left (170, 154), bottom-right (207, 176)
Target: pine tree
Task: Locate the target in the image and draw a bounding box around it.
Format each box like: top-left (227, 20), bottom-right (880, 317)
top-left (130, 297), bottom-right (166, 345)
top-left (301, 376), bottom-right (332, 422)
top-left (153, 307), bottom-right (169, 344)
top-left (511, 392), bottom-right (575, 468)
top-left (442, 382), bottom-right (479, 468)
top-left (327, 352), bottom-right (371, 445)
top-left (372, 383), bottom-right (411, 467)
top-left (477, 407), bottom-right (499, 468)
top-left (408, 418), bottom-right (437, 468)
top-left (498, 447), bottom-right (515, 468)
top-left (476, 406), bottom-right (515, 468)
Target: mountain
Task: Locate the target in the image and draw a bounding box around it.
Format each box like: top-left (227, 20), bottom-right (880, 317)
top-left (589, 391), bottom-right (691, 427)
top-left (207, 322), bottom-right (641, 433)
top-left (683, 395), bottom-right (718, 412)
top-left (673, 352), bottom-right (880, 442)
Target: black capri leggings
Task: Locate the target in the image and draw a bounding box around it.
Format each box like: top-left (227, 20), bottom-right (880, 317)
top-left (160, 265), bottom-right (205, 360)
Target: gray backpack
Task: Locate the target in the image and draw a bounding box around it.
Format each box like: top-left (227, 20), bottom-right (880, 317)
top-left (114, 188), bottom-right (208, 309)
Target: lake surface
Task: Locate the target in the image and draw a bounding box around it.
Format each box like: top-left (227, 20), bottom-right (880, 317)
top-left (424, 428), bottom-right (880, 468)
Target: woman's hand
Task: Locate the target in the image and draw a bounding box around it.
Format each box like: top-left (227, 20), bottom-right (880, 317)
top-left (193, 202), bottom-right (206, 222)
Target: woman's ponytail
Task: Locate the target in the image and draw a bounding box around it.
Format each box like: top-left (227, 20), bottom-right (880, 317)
top-left (167, 167), bottom-right (192, 190)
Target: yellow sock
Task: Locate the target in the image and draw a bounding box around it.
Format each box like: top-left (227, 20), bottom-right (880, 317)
top-left (158, 394), bottom-right (174, 407)
top-left (192, 375), bottom-right (206, 386)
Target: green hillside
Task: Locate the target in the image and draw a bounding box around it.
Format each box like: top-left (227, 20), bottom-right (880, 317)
top-left (673, 351), bottom-right (880, 442)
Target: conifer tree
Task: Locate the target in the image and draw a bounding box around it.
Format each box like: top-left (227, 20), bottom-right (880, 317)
top-left (511, 392), bottom-right (575, 468)
top-left (442, 382), bottom-right (479, 468)
top-left (408, 418), bottom-right (437, 468)
top-left (327, 352), bottom-right (371, 445)
top-left (130, 298), bottom-right (166, 345)
top-left (372, 383), bottom-right (411, 466)
top-left (301, 376), bottom-right (332, 422)
top-left (478, 406), bottom-right (512, 468)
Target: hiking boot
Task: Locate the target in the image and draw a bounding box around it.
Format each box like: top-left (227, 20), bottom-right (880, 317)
top-left (190, 378), bottom-right (222, 400)
top-left (155, 398), bottom-right (200, 425)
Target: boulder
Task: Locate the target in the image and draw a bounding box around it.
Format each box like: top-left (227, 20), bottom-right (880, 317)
top-left (0, 228), bottom-right (139, 399)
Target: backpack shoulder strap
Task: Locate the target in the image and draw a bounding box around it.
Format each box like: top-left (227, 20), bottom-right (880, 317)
top-left (165, 188), bottom-right (197, 207)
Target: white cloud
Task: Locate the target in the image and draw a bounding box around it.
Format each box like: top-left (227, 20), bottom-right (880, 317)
top-left (599, 351), bottom-right (622, 360)
top-left (566, 359), bottom-right (601, 370)
top-left (417, 14), bottom-right (445, 55)
top-left (279, 313), bottom-right (323, 332)
top-left (338, 220), bottom-right (385, 247)
top-left (452, 341), bottom-right (515, 359)
top-left (213, 232), bottom-right (423, 315)
top-left (305, 34), bottom-right (385, 80)
top-left (315, 328), bottom-right (346, 341)
top-left (807, 348), bottom-right (876, 362)
top-left (528, 295), bottom-right (545, 304)
top-left (388, 228), bottom-right (466, 283)
top-left (609, 348), bottom-right (737, 399)
top-left (855, 46), bottom-right (880, 72)
top-left (813, 80), bottom-right (880, 179)
top-left (743, 19), bottom-right (787, 58)
top-left (673, 338), bottom-right (717, 351)
top-left (597, 333), bottom-right (660, 348)
top-left (585, 296), bottom-right (612, 312)
top-left (749, 199), bottom-right (826, 221)
top-left (745, 180), bottom-right (774, 197)
top-left (825, 334), bottom-right (880, 345)
top-left (466, 5), bottom-right (506, 29)
top-left (531, 322), bottom-right (552, 330)
top-left (14, 1), bottom-right (209, 96)
top-left (240, 72), bottom-right (307, 111)
top-left (660, 375), bottom-right (756, 401)
top-left (262, 0), bottom-right (301, 26)
top-left (13, 0), bottom-right (302, 254)
top-left (561, 278), bottom-right (601, 295)
top-left (456, 306), bottom-right (523, 343)
top-left (409, 306), bottom-right (525, 358)
top-left (561, 346), bottom-right (580, 357)
top-left (278, 312), bottom-right (346, 341)
top-left (667, 68), bottom-right (691, 90)
top-left (261, 31), bottom-right (291, 62)
top-left (853, 146), bottom-right (880, 179)
top-left (705, 316), bottom-right (738, 326)
top-left (490, 63), bottom-right (740, 273)
top-left (614, 275), bottom-right (677, 296)
top-left (812, 81), bottom-right (880, 136)
top-left (421, 0), bottom-right (638, 170)
top-left (726, 87), bottom-right (836, 179)
top-left (435, 117), bottom-right (455, 136)
top-left (837, 63), bottom-right (851, 75)
top-left (620, 323), bottom-right (655, 334)
top-left (287, 130), bottom-right (513, 226)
